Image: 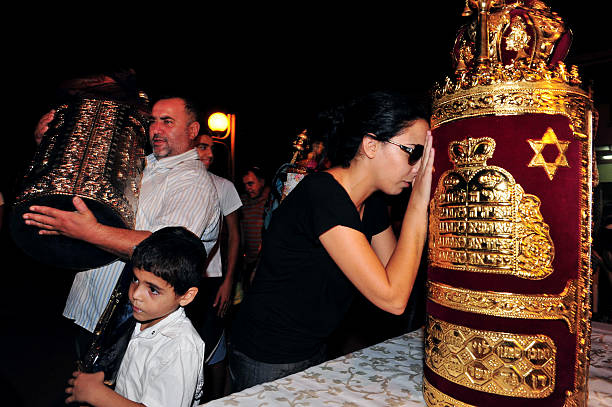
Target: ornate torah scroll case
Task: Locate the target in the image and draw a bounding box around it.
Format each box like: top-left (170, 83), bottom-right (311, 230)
top-left (9, 73), bottom-right (149, 270)
top-left (424, 1), bottom-right (594, 406)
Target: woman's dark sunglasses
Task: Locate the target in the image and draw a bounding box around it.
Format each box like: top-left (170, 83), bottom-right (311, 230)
top-left (367, 133), bottom-right (424, 165)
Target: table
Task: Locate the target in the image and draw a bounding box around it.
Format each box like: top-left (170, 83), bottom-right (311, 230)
top-left (203, 322), bottom-right (612, 406)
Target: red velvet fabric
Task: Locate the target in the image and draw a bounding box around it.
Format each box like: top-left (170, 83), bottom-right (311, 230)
top-left (430, 114), bottom-right (581, 294)
top-left (426, 113), bottom-right (585, 406)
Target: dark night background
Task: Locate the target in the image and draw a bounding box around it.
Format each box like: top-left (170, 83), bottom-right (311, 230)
top-left (5, 3), bottom-right (610, 188)
top-left (1, 3), bottom-right (610, 406)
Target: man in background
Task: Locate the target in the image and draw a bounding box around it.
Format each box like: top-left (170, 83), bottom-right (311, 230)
top-left (193, 132), bottom-right (242, 401)
top-left (240, 167), bottom-right (270, 286)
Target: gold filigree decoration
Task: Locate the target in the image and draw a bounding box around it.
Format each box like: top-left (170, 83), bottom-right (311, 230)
top-left (527, 127), bottom-right (571, 180)
top-left (564, 390), bottom-right (588, 407)
top-left (431, 80), bottom-right (591, 138)
top-left (505, 16), bottom-right (531, 53)
top-left (456, 38), bottom-right (475, 72)
top-left (424, 316), bottom-right (556, 398)
top-left (16, 99), bottom-right (147, 228)
top-left (432, 0), bottom-right (591, 135)
top-left (458, 1), bottom-right (565, 68)
top-left (427, 280), bottom-right (578, 333)
top-left (570, 126), bottom-right (594, 403)
top-left (423, 377), bottom-right (476, 407)
top-left (429, 137), bottom-right (554, 279)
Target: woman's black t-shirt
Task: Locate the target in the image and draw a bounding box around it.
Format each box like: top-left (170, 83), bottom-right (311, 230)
top-left (231, 172), bottom-right (390, 363)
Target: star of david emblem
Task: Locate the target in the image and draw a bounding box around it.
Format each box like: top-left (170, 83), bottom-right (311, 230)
top-left (527, 128), bottom-right (571, 180)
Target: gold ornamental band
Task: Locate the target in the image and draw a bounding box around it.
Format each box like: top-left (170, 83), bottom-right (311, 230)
top-left (571, 119), bottom-right (594, 396)
top-left (431, 81), bottom-right (591, 138)
top-left (427, 280), bottom-right (578, 333)
top-left (425, 316), bottom-right (556, 398)
top-left (423, 377), bottom-right (476, 407)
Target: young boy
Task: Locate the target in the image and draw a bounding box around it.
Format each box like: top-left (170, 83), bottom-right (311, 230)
top-left (65, 227), bottom-right (207, 407)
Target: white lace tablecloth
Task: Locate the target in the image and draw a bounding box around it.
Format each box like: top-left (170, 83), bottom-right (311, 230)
top-left (204, 322), bottom-right (612, 406)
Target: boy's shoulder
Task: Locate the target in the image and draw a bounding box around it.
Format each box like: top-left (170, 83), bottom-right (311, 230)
top-left (160, 316), bottom-right (202, 342)
top-left (158, 309), bottom-right (202, 344)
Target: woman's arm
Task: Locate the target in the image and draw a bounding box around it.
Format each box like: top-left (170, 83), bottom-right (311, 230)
top-left (370, 226), bottom-right (397, 267)
top-left (319, 133), bottom-right (434, 315)
top-left (320, 223), bottom-right (423, 315)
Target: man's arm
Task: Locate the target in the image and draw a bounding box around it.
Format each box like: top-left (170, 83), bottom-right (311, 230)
top-left (23, 158), bottom-right (219, 260)
top-left (213, 210), bottom-right (240, 316)
top-left (65, 371), bottom-right (145, 407)
top-left (23, 196), bottom-right (150, 259)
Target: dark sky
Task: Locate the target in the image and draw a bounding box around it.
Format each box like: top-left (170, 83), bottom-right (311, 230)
top-left (5, 3), bottom-right (610, 189)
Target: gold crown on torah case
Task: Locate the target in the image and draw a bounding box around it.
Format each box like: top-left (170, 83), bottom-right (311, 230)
top-left (431, 1), bottom-right (591, 131)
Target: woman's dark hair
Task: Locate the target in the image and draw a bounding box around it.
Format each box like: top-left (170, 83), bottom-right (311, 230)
top-left (131, 227), bottom-right (206, 295)
top-left (310, 91), bottom-right (429, 168)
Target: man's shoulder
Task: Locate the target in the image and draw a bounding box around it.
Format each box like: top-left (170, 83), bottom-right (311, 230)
top-left (209, 173), bottom-right (235, 191)
top-left (261, 185), bottom-right (271, 200)
top-left (240, 193), bottom-right (251, 206)
top-left (209, 173), bottom-right (241, 213)
top-left (209, 172), bottom-right (224, 183)
top-left (175, 155), bottom-right (208, 176)
top-left (167, 158), bottom-right (215, 191)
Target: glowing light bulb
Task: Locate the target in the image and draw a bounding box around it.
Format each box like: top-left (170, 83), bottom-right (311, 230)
top-left (208, 113), bottom-right (229, 132)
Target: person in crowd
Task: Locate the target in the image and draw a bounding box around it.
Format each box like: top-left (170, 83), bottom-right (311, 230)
top-left (239, 166), bottom-right (270, 285)
top-left (65, 227), bottom-right (206, 407)
top-left (229, 91), bottom-right (434, 391)
top-left (25, 96), bottom-right (221, 364)
top-left (298, 139), bottom-right (331, 171)
top-left (193, 132), bottom-right (242, 401)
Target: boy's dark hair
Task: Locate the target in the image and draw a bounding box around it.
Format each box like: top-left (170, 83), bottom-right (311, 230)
top-left (131, 227), bottom-right (206, 295)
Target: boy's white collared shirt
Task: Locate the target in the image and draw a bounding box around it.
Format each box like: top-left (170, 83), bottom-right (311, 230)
top-left (115, 307), bottom-right (205, 407)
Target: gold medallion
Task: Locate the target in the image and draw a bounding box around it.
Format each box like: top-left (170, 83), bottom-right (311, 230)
top-left (425, 316), bottom-right (556, 398)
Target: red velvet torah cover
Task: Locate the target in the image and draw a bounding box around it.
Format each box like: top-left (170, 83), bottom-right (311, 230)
top-left (424, 112), bottom-right (592, 406)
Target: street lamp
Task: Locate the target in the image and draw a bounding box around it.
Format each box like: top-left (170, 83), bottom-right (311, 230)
top-left (208, 112), bottom-right (230, 133)
top-left (208, 112), bottom-right (236, 181)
